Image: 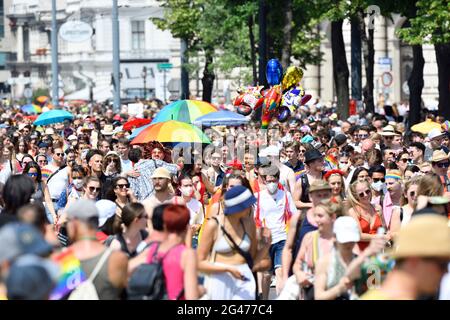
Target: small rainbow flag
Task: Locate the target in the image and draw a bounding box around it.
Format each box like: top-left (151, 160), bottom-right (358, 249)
top-left (50, 249), bottom-right (87, 300)
top-left (41, 167), bottom-right (53, 181)
top-left (325, 154), bottom-right (338, 170)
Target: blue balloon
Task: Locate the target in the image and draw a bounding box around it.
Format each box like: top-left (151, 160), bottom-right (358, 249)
top-left (266, 59), bottom-right (283, 86)
top-left (277, 106), bottom-right (291, 122)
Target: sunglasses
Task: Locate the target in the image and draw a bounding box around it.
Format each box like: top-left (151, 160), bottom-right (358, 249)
top-left (55, 153), bottom-right (64, 157)
top-left (385, 136), bottom-right (394, 140)
top-left (38, 160), bottom-right (48, 164)
top-left (107, 158), bottom-right (119, 163)
top-left (27, 173), bottom-right (38, 177)
top-left (358, 189), bottom-right (371, 198)
top-left (372, 178), bottom-right (385, 183)
top-left (358, 134), bottom-right (369, 139)
top-left (299, 149), bottom-right (306, 154)
top-left (116, 183), bottom-right (129, 189)
top-left (399, 158), bottom-right (410, 163)
top-left (409, 191), bottom-right (416, 197)
top-left (434, 162), bottom-right (450, 168)
top-left (88, 186), bottom-right (101, 193)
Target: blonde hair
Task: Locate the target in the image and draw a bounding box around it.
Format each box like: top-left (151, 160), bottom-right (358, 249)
top-left (401, 176), bottom-right (421, 206)
top-left (416, 173), bottom-right (443, 198)
top-left (316, 198), bottom-right (344, 218)
top-left (347, 180), bottom-right (372, 210)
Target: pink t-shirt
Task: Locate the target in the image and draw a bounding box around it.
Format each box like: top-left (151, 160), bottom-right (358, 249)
top-left (146, 243), bottom-right (186, 300)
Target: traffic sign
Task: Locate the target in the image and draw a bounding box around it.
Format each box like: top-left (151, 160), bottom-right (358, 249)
top-left (381, 72), bottom-right (393, 87)
top-left (378, 57), bottom-right (392, 65)
top-left (23, 87), bottom-right (33, 99)
top-left (157, 63), bottom-right (173, 70)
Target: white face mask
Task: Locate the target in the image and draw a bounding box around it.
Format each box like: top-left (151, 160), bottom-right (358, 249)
top-left (371, 181), bottom-right (385, 192)
top-left (73, 179), bottom-right (84, 190)
top-left (180, 186), bottom-right (193, 197)
top-left (266, 182), bottom-right (278, 194)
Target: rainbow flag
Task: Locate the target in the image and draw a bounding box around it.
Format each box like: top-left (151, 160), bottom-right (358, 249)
top-left (325, 154), bottom-right (338, 170)
top-left (50, 249), bottom-right (87, 300)
top-left (41, 167), bottom-right (53, 181)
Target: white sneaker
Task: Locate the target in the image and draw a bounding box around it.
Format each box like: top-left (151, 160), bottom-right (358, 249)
top-left (270, 277), bottom-right (276, 288)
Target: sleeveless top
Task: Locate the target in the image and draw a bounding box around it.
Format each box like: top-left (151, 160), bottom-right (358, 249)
top-left (146, 243), bottom-right (186, 300)
top-left (109, 230), bottom-right (149, 258)
top-left (295, 213), bottom-right (318, 261)
top-left (213, 219), bottom-right (251, 254)
top-left (326, 247), bottom-right (355, 301)
top-left (357, 211), bottom-right (383, 251)
top-left (79, 250), bottom-right (122, 300)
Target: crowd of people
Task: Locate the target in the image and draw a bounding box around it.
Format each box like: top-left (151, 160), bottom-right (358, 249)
top-left (0, 101), bottom-right (449, 301)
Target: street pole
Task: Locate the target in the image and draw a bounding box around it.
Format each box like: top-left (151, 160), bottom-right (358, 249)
top-left (51, 0), bottom-right (59, 108)
top-left (163, 69), bottom-right (167, 103)
top-left (180, 38), bottom-right (189, 100)
top-left (112, 0), bottom-right (121, 113)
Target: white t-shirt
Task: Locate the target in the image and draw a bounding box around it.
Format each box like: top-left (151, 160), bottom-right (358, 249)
top-left (46, 166), bottom-right (69, 200)
top-left (121, 158), bottom-right (133, 173)
top-left (439, 264), bottom-right (450, 300)
top-left (255, 189), bottom-right (297, 244)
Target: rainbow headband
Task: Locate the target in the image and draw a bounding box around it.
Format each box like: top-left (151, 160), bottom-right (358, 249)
top-left (385, 174), bottom-right (402, 180)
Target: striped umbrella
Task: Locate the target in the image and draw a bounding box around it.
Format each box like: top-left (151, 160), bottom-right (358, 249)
top-left (21, 104), bottom-right (42, 114)
top-left (151, 100), bottom-right (218, 124)
top-left (131, 120), bottom-right (211, 145)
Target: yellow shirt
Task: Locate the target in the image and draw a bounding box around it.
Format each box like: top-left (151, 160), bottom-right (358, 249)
top-left (359, 289), bottom-right (392, 300)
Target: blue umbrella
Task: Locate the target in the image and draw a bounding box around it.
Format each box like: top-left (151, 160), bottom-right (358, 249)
top-left (128, 123), bottom-right (151, 139)
top-left (192, 110), bottom-right (249, 127)
top-left (33, 110), bottom-right (74, 126)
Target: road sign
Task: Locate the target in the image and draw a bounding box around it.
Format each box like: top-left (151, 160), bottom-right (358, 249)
top-left (157, 63), bottom-right (173, 70)
top-left (381, 72), bottom-right (393, 87)
top-left (23, 87), bottom-right (33, 99)
top-left (378, 57), bottom-right (392, 65)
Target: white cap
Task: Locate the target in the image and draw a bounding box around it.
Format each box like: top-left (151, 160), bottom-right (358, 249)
top-left (259, 145), bottom-right (280, 157)
top-left (67, 135), bottom-right (78, 141)
top-left (428, 128), bottom-right (445, 140)
top-left (45, 128), bottom-right (55, 135)
top-left (333, 216), bottom-right (361, 243)
top-left (95, 200), bottom-right (117, 227)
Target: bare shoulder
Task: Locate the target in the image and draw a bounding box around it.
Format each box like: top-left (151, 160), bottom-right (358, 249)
top-left (109, 249), bottom-right (128, 266)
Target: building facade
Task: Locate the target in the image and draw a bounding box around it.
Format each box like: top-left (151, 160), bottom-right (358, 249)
top-left (6, 0), bottom-right (181, 103)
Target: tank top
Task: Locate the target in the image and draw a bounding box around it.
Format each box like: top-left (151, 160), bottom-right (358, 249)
top-left (146, 243), bottom-right (186, 300)
top-left (295, 213), bottom-right (318, 260)
top-left (79, 250), bottom-right (122, 300)
top-left (357, 211), bottom-right (383, 251)
top-left (32, 182), bottom-right (44, 203)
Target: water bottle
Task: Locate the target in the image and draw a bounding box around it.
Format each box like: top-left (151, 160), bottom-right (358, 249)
top-left (377, 227), bottom-right (386, 256)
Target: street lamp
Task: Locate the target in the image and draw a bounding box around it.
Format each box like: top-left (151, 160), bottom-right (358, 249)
top-left (141, 66), bottom-right (147, 100)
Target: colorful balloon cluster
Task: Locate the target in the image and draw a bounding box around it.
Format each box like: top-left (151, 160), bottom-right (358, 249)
top-left (233, 59), bottom-right (312, 129)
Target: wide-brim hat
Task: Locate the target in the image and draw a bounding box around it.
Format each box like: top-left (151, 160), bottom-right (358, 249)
top-left (380, 125), bottom-right (396, 136)
top-left (390, 215), bottom-right (450, 259)
top-left (101, 124), bottom-right (114, 135)
top-left (151, 167), bottom-right (171, 179)
top-left (224, 186), bottom-right (256, 215)
top-left (431, 150), bottom-right (449, 163)
top-left (309, 180), bottom-right (332, 193)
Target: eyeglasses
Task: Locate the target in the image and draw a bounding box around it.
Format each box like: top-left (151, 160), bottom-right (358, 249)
top-left (55, 153), bottom-right (64, 157)
top-left (409, 191), bottom-right (416, 197)
top-left (399, 158), bottom-right (409, 163)
top-left (299, 149), bottom-right (306, 154)
top-left (107, 158), bottom-right (119, 164)
top-left (358, 189), bottom-right (371, 198)
top-left (38, 159), bottom-right (48, 164)
top-left (116, 183), bottom-right (129, 189)
top-left (88, 186), bottom-right (101, 193)
top-left (358, 134), bottom-right (369, 139)
top-left (372, 178), bottom-right (385, 183)
top-left (27, 173), bottom-right (38, 177)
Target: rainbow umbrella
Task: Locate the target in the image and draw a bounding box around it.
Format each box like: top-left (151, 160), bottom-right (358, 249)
top-left (151, 100), bottom-right (218, 124)
top-left (36, 96), bottom-right (49, 104)
top-left (21, 104), bottom-right (42, 114)
top-left (131, 120), bottom-right (211, 145)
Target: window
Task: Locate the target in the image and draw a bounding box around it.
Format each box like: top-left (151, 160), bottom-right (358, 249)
top-left (131, 21), bottom-right (145, 51)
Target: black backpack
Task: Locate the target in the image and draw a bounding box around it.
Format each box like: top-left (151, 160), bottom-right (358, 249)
top-left (127, 242), bottom-right (183, 300)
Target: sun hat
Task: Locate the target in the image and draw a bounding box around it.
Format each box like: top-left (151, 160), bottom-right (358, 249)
top-left (151, 167), bottom-right (171, 179)
top-left (45, 128), bottom-right (55, 135)
top-left (333, 216), bottom-right (361, 243)
top-left (95, 200), bottom-right (117, 227)
top-left (431, 150), bottom-right (449, 163)
top-left (223, 185), bottom-right (256, 215)
top-left (105, 151), bottom-right (120, 158)
top-left (66, 199), bottom-right (99, 222)
top-left (101, 124), bottom-right (115, 136)
top-left (428, 128), bottom-right (445, 140)
top-left (6, 254), bottom-right (60, 300)
top-left (67, 135), bottom-right (78, 141)
top-left (309, 180), bottom-right (332, 193)
top-left (391, 214), bottom-right (450, 259)
top-left (258, 145), bottom-right (280, 157)
top-left (380, 125), bottom-right (396, 136)
top-left (304, 148), bottom-right (323, 163)
top-left (0, 223), bottom-right (53, 264)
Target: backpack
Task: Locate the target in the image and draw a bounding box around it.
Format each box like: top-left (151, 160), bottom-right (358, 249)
top-left (68, 248), bottom-right (112, 300)
top-left (127, 242), bottom-right (183, 300)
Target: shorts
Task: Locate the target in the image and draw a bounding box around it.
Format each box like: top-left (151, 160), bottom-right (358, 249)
top-left (269, 240), bottom-right (286, 272)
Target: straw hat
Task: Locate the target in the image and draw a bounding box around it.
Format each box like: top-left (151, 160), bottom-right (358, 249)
top-left (391, 215), bottom-right (450, 259)
top-left (309, 180), bottom-right (332, 193)
top-left (431, 150), bottom-right (449, 163)
top-left (380, 125), bottom-right (396, 136)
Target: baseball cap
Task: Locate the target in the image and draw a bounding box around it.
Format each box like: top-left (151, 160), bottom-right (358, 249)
top-left (334, 134), bottom-right (347, 146)
top-left (333, 216), bottom-right (361, 243)
top-left (0, 223), bottom-right (53, 264)
top-left (392, 214), bottom-right (450, 259)
top-left (67, 135), bottom-right (78, 141)
top-left (151, 167), bottom-right (171, 179)
top-left (6, 254), bottom-right (60, 300)
top-left (66, 199), bottom-right (99, 222)
top-left (259, 145), bottom-right (280, 157)
top-left (224, 186), bottom-right (256, 215)
top-left (95, 200), bottom-right (117, 227)
top-left (38, 142), bottom-right (49, 148)
top-left (45, 128), bottom-right (55, 135)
